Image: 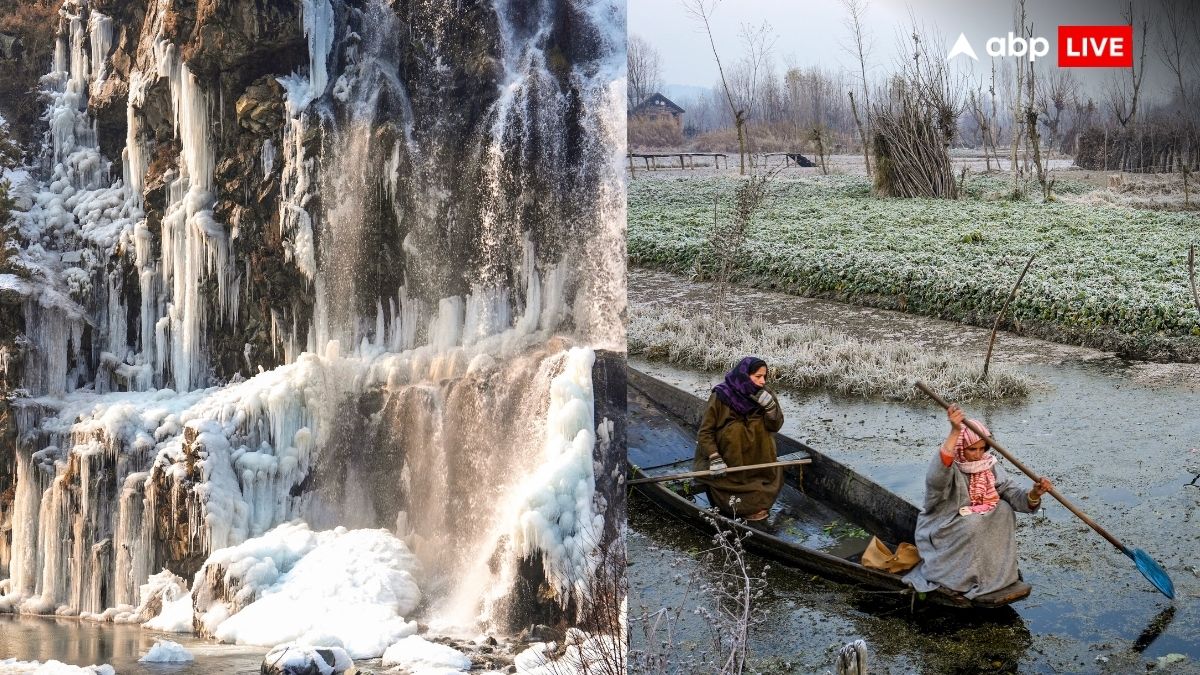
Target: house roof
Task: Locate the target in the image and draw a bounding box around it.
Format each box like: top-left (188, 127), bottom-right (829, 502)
top-left (632, 93), bottom-right (685, 115)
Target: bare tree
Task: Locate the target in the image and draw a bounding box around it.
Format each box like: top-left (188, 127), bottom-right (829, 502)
top-left (1157, 0), bottom-right (1197, 191)
top-left (683, 0), bottom-right (749, 174)
top-left (966, 83), bottom-right (995, 170)
top-left (1036, 69), bottom-right (1077, 157)
top-left (786, 66), bottom-right (839, 173)
top-left (1067, 93), bottom-right (1097, 156)
top-left (1157, 0), bottom-right (1198, 110)
top-left (1107, 2), bottom-right (1149, 129)
top-left (1025, 57), bottom-right (1048, 196)
top-left (1009, 0), bottom-right (1028, 193)
top-left (988, 59), bottom-right (1005, 168)
top-left (696, 169), bottom-right (777, 317)
top-left (840, 0), bottom-right (873, 176)
top-left (628, 33), bottom-right (663, 111)
top-left (730, 20), bottom-right (778, 159)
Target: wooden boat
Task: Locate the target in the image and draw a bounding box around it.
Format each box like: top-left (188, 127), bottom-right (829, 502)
top-left (627, 368), bottom-right (1032, 609)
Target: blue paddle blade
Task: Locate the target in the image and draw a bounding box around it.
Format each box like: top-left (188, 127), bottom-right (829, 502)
top-left (1128, 548), bottom-right (1175, 600)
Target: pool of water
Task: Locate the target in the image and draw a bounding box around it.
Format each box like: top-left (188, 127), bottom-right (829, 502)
top-left (0, 615), bottom-right (266, 673)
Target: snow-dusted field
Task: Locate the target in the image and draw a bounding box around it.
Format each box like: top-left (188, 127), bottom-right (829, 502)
top-left (629, 173), bottom-right (1200, 360)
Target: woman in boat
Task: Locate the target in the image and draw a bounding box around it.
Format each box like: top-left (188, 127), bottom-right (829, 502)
top-left (903, 404), bottom-right (1052, 599)
top-left (694, 356), bottom-right (783, 522)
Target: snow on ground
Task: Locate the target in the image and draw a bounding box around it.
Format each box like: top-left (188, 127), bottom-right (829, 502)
top-left (0, 660), bottom-right (115, 674)
top-left (262, 643), bottom-right (352, 675)
top-left (513, 628), bottom-right (622, 675)
top-left (196, 523), bottom-right (421, 659)
top-left (381, 635), bottom-right (472, 673)
top-left (138, 639), bottom-right (193, 662)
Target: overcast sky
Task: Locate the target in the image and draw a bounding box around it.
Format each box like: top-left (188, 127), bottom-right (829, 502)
top-left (630, 0), bottom-right (1185, 102)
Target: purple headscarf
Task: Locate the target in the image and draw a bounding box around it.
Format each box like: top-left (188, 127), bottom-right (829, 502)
top-left (713, 356), bottom-right (768, 417)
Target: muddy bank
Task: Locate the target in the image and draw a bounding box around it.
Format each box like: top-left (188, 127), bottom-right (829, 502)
top-left (630, 268), bottom-right (1200, 390)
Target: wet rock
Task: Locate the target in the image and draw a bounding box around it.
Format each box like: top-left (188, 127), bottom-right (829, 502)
top-left (522, 624), bottom-right (556, 643)
top-left (236, 78), bottom-right (285, 136)
top-left (183, 0), bottom-right (305, 81)
top-left (88, 77), bottom-right (129, 164)
top-left (137, 77), bottom-right (176, 144)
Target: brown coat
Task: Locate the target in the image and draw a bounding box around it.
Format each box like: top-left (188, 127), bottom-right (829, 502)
top-left (693, 391), bottom-right (784, 517)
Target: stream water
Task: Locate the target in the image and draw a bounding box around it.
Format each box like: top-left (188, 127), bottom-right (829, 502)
top-left (0, 615), bottom-right (262, 673)
top-left (628, 268), bottom-right (1200, 674)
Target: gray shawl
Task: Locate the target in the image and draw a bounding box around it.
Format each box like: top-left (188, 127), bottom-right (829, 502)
top-left (903, 450), bottom-right (1037, 598)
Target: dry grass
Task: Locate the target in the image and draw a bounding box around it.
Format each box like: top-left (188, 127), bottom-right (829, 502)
top-left (685, 124), bottom-right (858, 155)
top-left (628, 306), bottom-right (1033, 402)
top-left (628, 116), bottom-right (683, 149)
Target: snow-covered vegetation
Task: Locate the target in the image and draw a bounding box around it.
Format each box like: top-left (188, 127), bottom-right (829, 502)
top-left (629, 174), bottom-right (1200, 360)
top-left (629, 306), bottom-right (1032, 401)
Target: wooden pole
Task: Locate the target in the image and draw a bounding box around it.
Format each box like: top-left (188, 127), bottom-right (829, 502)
top-left (917, 382), bottom-right (1121, 552)
top-left (982, 253), bottom-right (1035, 379)
top-left (628, 458), bottom-right (812, 485)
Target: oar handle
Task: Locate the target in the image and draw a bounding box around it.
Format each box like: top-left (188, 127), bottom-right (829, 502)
top-left (628, 458), bottom-right (812, 485)
top-left (914, 381), bottom-right (1130, 555)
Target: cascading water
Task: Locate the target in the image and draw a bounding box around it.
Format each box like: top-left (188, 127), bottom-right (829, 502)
top-left (0, 0), bottom-right (624, 655)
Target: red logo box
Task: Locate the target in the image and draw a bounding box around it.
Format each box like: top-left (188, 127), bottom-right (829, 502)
top-left (1058, 25), bottom-right (1134, 67)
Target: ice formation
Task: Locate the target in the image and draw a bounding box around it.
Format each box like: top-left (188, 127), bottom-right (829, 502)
top-left (194, 523), bottom-right (420, 659)
top-left (513, 629), bottom-right (622, 675)
top-left (0, 661), bottom-right (115, 675)
top-left (380, 636), bottom-right (472, 672)
top-left (511, 348), bottom-right (605, 600)
top-left (262, 644), bottom-right (353, 675)
top-left (0, 0), bottom-right (624, 649)
top-left (138, 640), bottom-right (193, 663)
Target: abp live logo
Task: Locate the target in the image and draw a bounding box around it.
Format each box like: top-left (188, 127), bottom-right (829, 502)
top-left (948, 25), bottom-right (1133, 68)
top-left (1058, 26), bottom-right (1133, 67)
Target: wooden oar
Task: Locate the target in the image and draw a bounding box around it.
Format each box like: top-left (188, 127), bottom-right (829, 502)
top-left (628, 458), bottom-right (812, 485)
top-left (915, 381), bottom-right (1175, 600)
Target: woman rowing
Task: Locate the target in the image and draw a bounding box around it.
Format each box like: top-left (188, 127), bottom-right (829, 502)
top-left (694, 356), bottom-right (783, 522)
top-left (903, 404), bottom-right (1052, 598)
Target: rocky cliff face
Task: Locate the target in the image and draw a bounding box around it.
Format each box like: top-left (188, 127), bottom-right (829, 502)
top-left (0, 0), bottom-right (624, 637)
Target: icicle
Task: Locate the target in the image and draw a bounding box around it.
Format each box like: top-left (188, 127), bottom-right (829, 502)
top-left (428, 297), bottom-right (464, 351)
top-left (124, 72), bottom-right (151, 202)
top-left (300, 0), bottom-right (335, 107)
top-left (88, 12), bottom-right (113, 86)
top-left (261, 138), bottom-right (275, 176)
